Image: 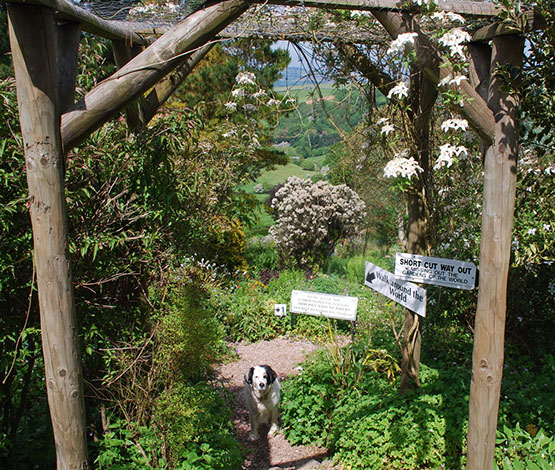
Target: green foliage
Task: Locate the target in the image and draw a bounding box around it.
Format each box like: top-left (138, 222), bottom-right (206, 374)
top-left (154, 382), bottom-right (243, 469)
top-left (95, 419), bottom-right (167, 469)
top-left (155, 267), bottom-right (226, 382)
top-left (273, 85), bottom-right (366, 159)
top-left (281, 328), bottom-right (555, 470)
top-left (282, 351), bottom-right (470, 469)
top-left (214, 269), bottom-right (361, 343)
top-left (244, 236), bottom-right (278, 271)
top-left (0, 13), bottom-right (12, 79)
top-left (495, 424), bottom-right (555, 470)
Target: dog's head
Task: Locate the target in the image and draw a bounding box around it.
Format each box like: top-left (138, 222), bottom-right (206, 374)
top-left (245, 365), bottom-right (277, 392)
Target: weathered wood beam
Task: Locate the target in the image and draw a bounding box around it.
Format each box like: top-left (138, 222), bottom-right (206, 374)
top-left (56, 21), bottom-right (82, 113)
top-left (472, 9), bottom-right (547, 42)
top-left (372, 10), bottom-right (495, 143)
top-left (61, 0), bottom-right (249, 151)
top-left (3, 0), bottom-right (149, 44)
top-left (112, 41), bottom-right (147, 129)
top-left (257, 0), bottom-right (501, 16)
top-left (468, 42), bottom-right (492, 102)
top-left (467, 34), bottom-right (524, 470)
top-left (142, 44), bottom-right (214, 125)
top-left (7, 5), bottom-right (89, 469)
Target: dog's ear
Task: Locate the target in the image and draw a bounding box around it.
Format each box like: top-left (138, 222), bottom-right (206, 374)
top-left (245, 367), bottom-right (254, 384)
top-left (263, 365), bottom-right (277, 384)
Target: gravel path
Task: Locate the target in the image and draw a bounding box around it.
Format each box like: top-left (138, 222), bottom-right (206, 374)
top-left (217, 337), bottom-right (340, 470)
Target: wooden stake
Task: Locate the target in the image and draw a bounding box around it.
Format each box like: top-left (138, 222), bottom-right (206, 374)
top-left (8, 5), bottom-right (89, 469)
top-left (466, 35), bottom-right (524, 470)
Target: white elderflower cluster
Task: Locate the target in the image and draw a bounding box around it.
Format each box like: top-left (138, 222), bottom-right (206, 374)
top-left (235, 71), bottom-right (257, 87)
top-left (432, 11), bottom-right (465, 23)
top-left (269, 177), bottom-right (366, 268)
top-left (438, 74), bottom-right (468, 87)
top-left (224, 101), bottom-right (237, 112)
top-left (434, 143), bottom-right (468, 170)
top-left (130, 2), bottom-right (179, 15)
top-left (378, 118), bottom-right (396, 136)
top-left (252, 89), bottom-right (268, 99)
top-left (387, 32), bottom-right (418, 55)
top-left (438, 28), bottom-right (471, 59)
top-left (387, 82), bottom-right (409, 99)
top-left (383, 153), bottom-right (423, 179)
top-left (411, 0), bottom-right (437, 6)
top-left (441, 118), bottom-right (469, 132)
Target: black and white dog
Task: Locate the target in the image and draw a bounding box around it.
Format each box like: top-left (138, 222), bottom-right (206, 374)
top-left (244, 365), bottom-right (281, 441)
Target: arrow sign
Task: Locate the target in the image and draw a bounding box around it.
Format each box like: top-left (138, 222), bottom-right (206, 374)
top-left (366, 271), bottom-right (376, 284)
top-left (274, 304), bottom-right (287, 317)
top-left (364, 261), bottom-right (426, 317)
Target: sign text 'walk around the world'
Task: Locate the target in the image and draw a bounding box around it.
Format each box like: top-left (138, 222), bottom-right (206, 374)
top-left (364, 261), bottom-right (426, 317)
top-left (395, 253), bottom-right (477, 290)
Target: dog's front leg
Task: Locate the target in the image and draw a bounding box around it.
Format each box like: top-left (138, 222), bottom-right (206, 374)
top-left (248, 413), bottom-right (259, 441)
top-left (268, 409), bottom-right (280, 436)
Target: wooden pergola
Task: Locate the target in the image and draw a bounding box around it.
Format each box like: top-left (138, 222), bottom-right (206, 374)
top-left (3, 0), bottom-right (545, 468)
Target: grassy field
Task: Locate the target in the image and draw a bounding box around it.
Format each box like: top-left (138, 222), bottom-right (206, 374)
top-left (274, 83), bottom-right (337, 104)
top-left (242, 162), bottom-right (318, 193)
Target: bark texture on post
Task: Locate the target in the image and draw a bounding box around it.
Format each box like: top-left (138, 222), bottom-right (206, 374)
top-left (8, 5), bottom-right (89, 469)
top-left (466, 35), bottom-right (524, 470)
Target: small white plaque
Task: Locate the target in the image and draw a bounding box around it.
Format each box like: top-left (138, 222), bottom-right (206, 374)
top-left (290, 290), bottom-right (358, 321)
top-left (274, 304), bottom-right (287, 317)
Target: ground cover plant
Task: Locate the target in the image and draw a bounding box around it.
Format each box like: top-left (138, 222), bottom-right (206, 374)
top-left (280, 330), bottom-right (555, 469)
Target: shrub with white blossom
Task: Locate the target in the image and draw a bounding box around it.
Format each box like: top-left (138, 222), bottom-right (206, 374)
top-left (269, 176), bottom-right (366, 270)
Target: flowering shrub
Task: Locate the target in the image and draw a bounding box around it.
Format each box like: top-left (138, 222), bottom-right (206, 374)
top-left (269, 176), bottom-right (366, 270)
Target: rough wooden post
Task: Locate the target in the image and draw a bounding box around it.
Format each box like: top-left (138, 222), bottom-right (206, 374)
top-left (56, 21), bottom-right (82, 113)
top-left (7, 6), bottom-right (89, 469)
top-left (466, 34), bottom-right (524, 470)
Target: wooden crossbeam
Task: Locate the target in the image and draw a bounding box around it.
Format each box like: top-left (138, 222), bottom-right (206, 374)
top-left (2, 0), bottom-right (546, 44)
top-left (256, 0), bottom-right (501, 16)
top-left (2, 0), bottom-right (150, 44)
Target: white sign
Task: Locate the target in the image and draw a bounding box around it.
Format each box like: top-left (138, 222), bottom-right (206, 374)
top-left (395, 253), bottom-right (477, 290)
top-left (274, 304), bottom-right (287, 317)
top-left (364, 261), bottom-right (426, 317)
top-left (290, 290), bottom-right (358, 321)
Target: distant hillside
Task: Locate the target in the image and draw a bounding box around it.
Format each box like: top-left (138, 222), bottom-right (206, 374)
top-left (274, 66), bottom-right (333, 88)
top-left (273, 85), bottom-right (367, 160)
